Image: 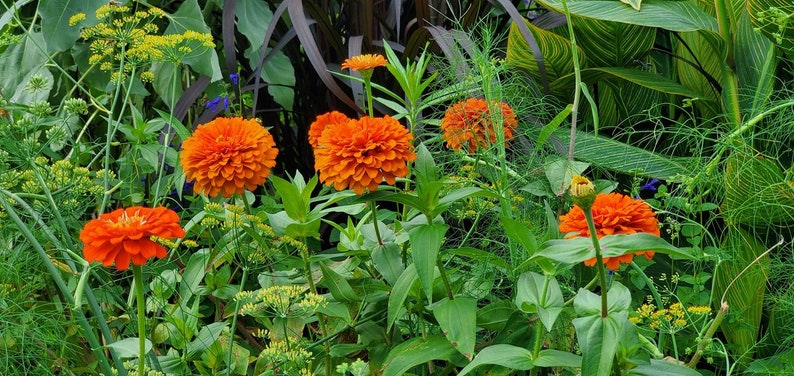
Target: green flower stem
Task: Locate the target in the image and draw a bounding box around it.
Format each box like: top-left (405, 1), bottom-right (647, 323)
top-left (637, 333), bottom-right (664, 359)
top-left (363, 76), bottom-right (375, 117)
top-left (370, 200), bottom-right (384, 246)
top-left (530, 275), bottom-right (552, 376)
top-left (687, 302), bottom-right (729, 368)
top-left (583, 209), bottom-right (608, 317)
top-left (436, 259), bottom-right (454, 301)
top-left (225, 267), bottom-right (248, 376)
top-left (299, 241), bottom-right (331, 374)
top-left (132, 265), bottom-right (147, 375)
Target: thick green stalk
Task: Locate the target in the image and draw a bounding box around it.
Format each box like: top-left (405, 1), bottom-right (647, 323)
top-left (583, 210), bottom-right (608, 317)
top-left (530, 275), bottom-right (552, 376)
top-left (687, 302), bottom-right (729, 368)
top-left (133, 265), bottom-right (147, 375)
top-left (370, 201), bottom-right (384, 245)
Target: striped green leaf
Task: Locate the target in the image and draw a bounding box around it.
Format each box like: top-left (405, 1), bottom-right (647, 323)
top-left (507, 19), bottom-right (583, 83)
top-left (722, 151), bottom-right (794, 226)
top-left (712, 227), bottom-right (769, 365)
top-left (534, 0), bottom-right (717, 32)
top-left (556, 128), bottom-right (694, 181)
top-left (572, 18), bottom-right (656, 67)
top-left (550, 67), bottom-right (703, 99)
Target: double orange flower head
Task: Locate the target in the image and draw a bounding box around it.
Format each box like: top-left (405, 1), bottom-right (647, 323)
top-left (80, 206), bottom-right (185, 270)
top-left (559, 176), bottom-right (660, 270)
top-left (440, 98), bottom-right (518, 154)
top-left (309, 55), bottom-right (416, 195)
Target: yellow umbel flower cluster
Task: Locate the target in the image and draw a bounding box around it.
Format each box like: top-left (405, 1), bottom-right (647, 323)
top-left (631, 301), bottom-right (712, 332)
top-left (237, 284), bottom-right (327, 319)
top-left (72, 4), bottom-right (214, 84)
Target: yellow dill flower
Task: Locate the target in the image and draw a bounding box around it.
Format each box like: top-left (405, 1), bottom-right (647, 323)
top-left (181, 239), bottom-right (198, 248)
top-left (139, 71), bottom-right (155, 83)
top-left (687, 305), bottom-right (712, 315)
top-left (68, 13), bottom-right (86, 26)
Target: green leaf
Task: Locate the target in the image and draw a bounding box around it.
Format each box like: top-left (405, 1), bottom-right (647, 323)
top-left (237, 0), bottom-right (296, 110)
top-left (458, 344), bottom-right (534, 376)
top-left (409, 223), bottom-right (449, 304)
top-left (387, 264), bottom-right (419, 331)
top-left (620, 0), bottom-right (642, 11)
top-left (573, 282), bottom-right (632, 317)
top-left (39, 0), bottom-right (106, 53)
top-left (186, 322), bottom-right (227, 359)
top-left (572, 284), bottom-right (631, 376)
top-left (476, 300), bottom-right (517, 331)
top-left (372, 242), bottom-right (405, 285)
top-left (271, 175), bottom-right (307, 221)
top-left (626, 359), bottom-right (703, 375)
top-left (447, 247), bottom-right (511, 271)
top-left (0, 33), bottom-right (53, 104)
top-left (179, 250), bottom-right (209, 304)
top-left (558, 128), bottom-right (693, 180)
top-left (319, 261), bottom-right (359, 302)
top-left (534, 349), bottom-right (582, 367)
top-left (431, 297), bottom-right (478, 360)
top-left (507, 19), bottom-right (582, 82)
top-left (722, 151), bottom-right (794, 226)
top-left (106, 337), bottom-right (152, 359)
top-left (534, 104), bottom-right (572, 154)
top-left (534, 233), bottom-right (695, 266)
top-left (381, 335), bottom-right (457, 376)
top-left (515, 272), bottom-right (564, 331)
top-left (534, 0), bottom-right (717, 32)
top-left (735, 11), bottom-right (777, 117)
top-left (551, 67), bottom-right (703, 98)
top-left (545, 157), bottom-right (589, 196)
top-left (573, 313), bottom-right (625, 376)
top-left (712, 226), bottom-right (769, 365)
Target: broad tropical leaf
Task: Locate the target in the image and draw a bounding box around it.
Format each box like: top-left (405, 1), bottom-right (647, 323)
top-left (722, 150), bottom-right (794, 226)
top-left (534, 0), bottom-right (718, 32)
top-left (507, 18), bottom-right (584, 83)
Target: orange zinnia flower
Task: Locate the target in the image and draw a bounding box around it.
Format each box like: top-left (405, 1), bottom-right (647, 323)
top-left (558, 192), bottom-right (660, 270)
top-left (180, 117), bottom-right (279, 198)
top-left (440, 98), bottom-right (518, 154)
top-left (340, 54), bottom-right (388, 72)
top-left (308, 111), bottom-right (350, 148)
top-left (80, 206), bottom-right (185, 270)
top-left (314, 115), bottom-right (416, 194)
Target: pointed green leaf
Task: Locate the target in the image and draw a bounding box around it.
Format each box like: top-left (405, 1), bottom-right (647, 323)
top-left (620, 0), bottom-right (642, 11)
top-left (409, 223), bottom-right (448, 304)
top-left (381, 335), bottom-right (457, 376)
top-left (387, 264), bottom-right (418, 331)
top-left (545, 158), bottom-right (589, 196)
top-left (515, 272), bottom-right (564, 331)
top-left (372, 242), bottom-right (405, 285)
top-left (551, 67), bottom-right (703, 98)
top-left (626, 359), bottom-right (704, 375)
top-left (534, 349), bottom-right (582, 367)
top-left (106, 337), bottom-right (153, 359)
top-left (431, 297), bottom-right (478, 360)
top-left (534, 0), bottom-right (717, 32)
top-left (319, 261), bottom-right (359, 302)
top-left (534, 233), bottom-right (695, 266)
top-left (458, 344), bottom-right (534, 376)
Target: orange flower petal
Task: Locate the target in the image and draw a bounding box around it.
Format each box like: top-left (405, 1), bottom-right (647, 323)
top-left (440, 98), bottom-right (517, 154)
top-left (180, 117), bottom-right (279, 198)
top-left (340, 54), bottom-right (387, 71)
top-left (79, 206), bottom-right (185, 270)
top-left (559, 193), bottom-right (660, 270)
top-left (313, 115), bottom-right (415, 194)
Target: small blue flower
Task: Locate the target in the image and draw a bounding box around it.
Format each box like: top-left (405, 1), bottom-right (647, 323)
top-left (205, 95), bottom-right (230, 112)
top-left (640, 178), bottom-right (661, 192)
top-left (229, 73), bottom-right (239, 85)
top-left (205, 96), bottom-right (222, 111)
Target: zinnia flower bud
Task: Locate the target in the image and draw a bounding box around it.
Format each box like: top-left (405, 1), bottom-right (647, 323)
top-left (570, 175), bottom-right (596, 210)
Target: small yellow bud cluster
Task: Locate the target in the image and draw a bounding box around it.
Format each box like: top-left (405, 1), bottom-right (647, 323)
top-left (238, 284), bottom-right (327, 319)
top-left (631, 301), bottom-right (712, 333)
top-left (570, 175), bottom-right (596, 209)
